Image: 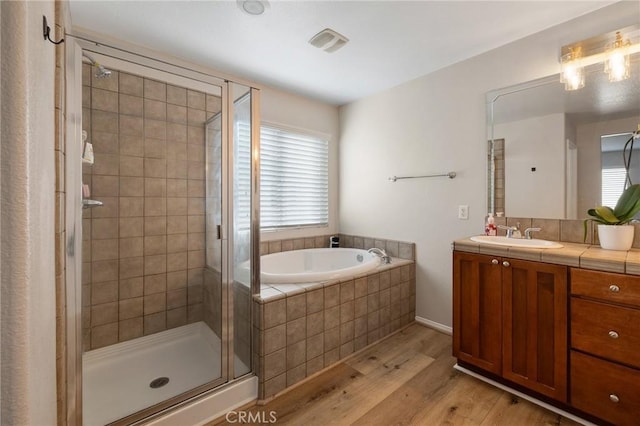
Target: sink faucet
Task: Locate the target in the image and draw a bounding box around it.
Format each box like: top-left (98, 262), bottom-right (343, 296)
top-left (368, 247), bottom-right (391, 264)
top-left (524, 227), bottom-right (542, 239)
top-left (497, 223), bottom-right (522, 238)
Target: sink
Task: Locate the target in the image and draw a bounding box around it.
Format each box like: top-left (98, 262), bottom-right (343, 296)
top-left (470, 235), bottom-right (563, 249)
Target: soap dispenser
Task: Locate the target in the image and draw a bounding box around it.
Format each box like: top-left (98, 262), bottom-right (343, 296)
top-left (485, 214), bottom-right (497, 236)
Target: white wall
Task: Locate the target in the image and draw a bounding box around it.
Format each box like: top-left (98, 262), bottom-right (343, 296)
top-left (339, 2), bottom-right (640, 329)
top-left (577, 114), bottom-right (639, 215)
top-left (260, 87), bottom-right (340, 242)
top-left (1, 0), bottom-right (57, 423)
top-left (495, 113), bottom-right (566, 218)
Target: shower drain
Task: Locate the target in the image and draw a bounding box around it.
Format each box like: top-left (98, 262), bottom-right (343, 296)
top-left (149, 377), bottom-right (170, 389)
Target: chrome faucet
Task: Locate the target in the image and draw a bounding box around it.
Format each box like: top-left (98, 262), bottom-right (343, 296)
top-left (368, 247), bottom-right (391, 264)
top-left (524, 227), bottom-right (542, 239)
top-left (497, 223), bottom-right (521, 238)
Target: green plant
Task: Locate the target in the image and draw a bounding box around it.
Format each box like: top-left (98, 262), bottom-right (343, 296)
top-left (584, 183), bottom-right (640, 241)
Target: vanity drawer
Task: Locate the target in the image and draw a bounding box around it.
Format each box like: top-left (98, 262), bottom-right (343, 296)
top-left (571, 298), bottom-right (640, 369)
top-left (571, 350), bottom-right (640, 426)
top-left (571, 268), bottom-right (640, 307)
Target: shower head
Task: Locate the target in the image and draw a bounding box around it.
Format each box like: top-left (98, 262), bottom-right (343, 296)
top-left (82, 53), bottom-right (112, 79)
top-left (95, 64), bottom-right (112, 79)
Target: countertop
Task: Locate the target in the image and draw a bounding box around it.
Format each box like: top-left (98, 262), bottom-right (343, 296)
top-left (454, 237), bottom-right (640, 275)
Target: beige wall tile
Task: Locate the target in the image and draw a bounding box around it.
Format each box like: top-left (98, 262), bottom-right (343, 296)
top-left (144, 273), bottom-right (166, 295)
top-left (92, 88), bottom-right (118, 113)
top-left (144, 79), bottom-right (166, 101)
top-left (119, 115), bottom-right (144, 136)
top-left (92, 238), bottom-right (119, 261)
top-left (120, 134), bottom-right (144, 157)
top-left (92, 131), bottom-right (119, 154)
top-left (120, 217), bottom-right (143, 238)
top-left (119, 197), bottom-right (144, 217)
top-left (187, 108), bottom-right (206, 125)
top-left (91, 322), bottom-right (118, 349)
top-left (355, 297), bottom-right (367, 318)
top-left (92, 175), bottom-right (119, 197)
top-left (187, 165), bottom-right (205, 180)
top-left (93, 110), bottom-right (118, 133)
top-left (144, 254), bottom-right (167, 275)
top-left (92, 218), bottom-right (118, 239)
top-left (340, 280), bottom-right (355, 303)
top-left (119, 94), bottom-right (143, 116)
top-left (206, 94), bottom-right (222, 113)
top-left (119, 317), bottom-right (143, 341)
top-left (306, 290), bottom-right (324, 314)
top-left (92, 302), bottom-right (118, 326)
top-left (167, 85), bottom-right (187, 106)
top-left (187, 233), bottom-right (205, 251)
top-left (167, 197), bottom-right (187, 216)
top-left (92, 70), bottom-right (119, 91)
top-left (167, 216), bottom-right (187, 234)
top-left (145, 197), bottom-right (166, 216)
top-left (187, 144), bottom-right (205, 163)
top-left (187, 250), bottom-right (205, 269)
top-left (119, 277), bottom-right (143, 299)
top-left (187, 303), bottom-right (203, 323)
top-left (144, 138), bottom-right (167, 160)
top-left (119, 297), bottom-right (143, 320)
top-left (167, 122), bottom-right (187, 143)
top-left (144, 99), bottom-right (167, 121)
top-left (354, 277), bottom-right (367, 299)
top-left (167, 179), bottom-right (188, 197)
top-left (119, 257), bottom-right (144, 279)
top-left (187, 125), bottom-right (204, 145)
top-left (167, 234), bottom-right (188, 253)
top-left (187, 90), bottom-right (205, 109)
top-left (167, 252), bottom-right (187, 272)
top-left (187, 215), bottom-right (205, 233)
top-left (144, 235), bottom-right (167, 256)
top-left (119, 73), bottom-right (143, 97)
top-left (167, 307), bottom-right (187, 329)
top-left (286, 294), bottom-right (306, 321)
top-left (145, 158), bottom-right (167, 178)
top-left (167, 159), bottom-right (187, 179)
top-left (167, 140), bottom-right (187, 162)
top-left (324, 327), bottom-right (339, 351)
top-left (306, 311), bottom-right (323, 336)
top-left (324, 285), bottom-right (340, 309)
top-left (167, 104), bottom-right (188, 124)
top-left (91, 281), bottom-right (118, 305)
top-left (263, 348), bottom-right (286, 381)
top-left (91, 197), bottom-right (119, 219)
top-left (120, 177), bottom-right (144, 197)
top-left (144, 217), bottom-right (166, 236)
top-left (93, 154), bottom-right (120, 176)
top-left (340, 301), bottom-right (355, 324)
top-left (144, 293), bottom-right (166, 315)
top-left (167, 270), bottom-right (187, 290)
top-left (144, 312), bottom-right (166, 335)
top-left (119, 156), bottom-right (144, 177)
top-left (167, 288), bottom-right (187, 309)
top-left (145, 119), bottom-right (166, 140)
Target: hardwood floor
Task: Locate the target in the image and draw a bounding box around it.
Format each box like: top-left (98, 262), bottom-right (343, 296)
top-left (213, 323), bottom-right (581, 425)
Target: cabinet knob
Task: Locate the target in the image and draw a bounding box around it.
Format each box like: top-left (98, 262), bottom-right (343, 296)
top-left (608, 330), bottom-right (619, 339)
top-left (492, 259), bottom-right (499, 265)
top-left (609, 394), bottom-right (620, 403)
top-left (502, 261), bottom-right (510, 267)
top-left (609, 284), bottom-right (620, 293)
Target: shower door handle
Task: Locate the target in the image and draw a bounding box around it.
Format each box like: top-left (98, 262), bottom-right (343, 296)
top-left (82, 199), bottom-right (103, 209)
top-left (217, 224), bottom-right (221, 240)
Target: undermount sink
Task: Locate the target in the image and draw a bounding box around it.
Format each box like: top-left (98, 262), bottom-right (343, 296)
top-left (470, 235), bottom-right (564, 249)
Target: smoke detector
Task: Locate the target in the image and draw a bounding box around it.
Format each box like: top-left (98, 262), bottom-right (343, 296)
top-left (309, 28), bottom-right (349, 53)
top-left (237, 0), bottom-right (269, 16)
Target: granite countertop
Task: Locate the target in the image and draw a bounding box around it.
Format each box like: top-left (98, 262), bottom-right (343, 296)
top-left (454, 237), bottom-right (640, 275)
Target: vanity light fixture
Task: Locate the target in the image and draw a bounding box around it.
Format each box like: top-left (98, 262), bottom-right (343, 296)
top-left (605, 32), bottom-right (631, 82)
top-left (560, 47), bottom-right (585, 91)
top-left (560, 28), bottom-right (640, 91)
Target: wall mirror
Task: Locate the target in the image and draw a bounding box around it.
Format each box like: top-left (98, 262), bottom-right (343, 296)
top-left (487, 26), bottom-right (640, 220)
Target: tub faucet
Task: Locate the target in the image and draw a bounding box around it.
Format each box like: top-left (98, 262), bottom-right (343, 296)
top-left (368, 247), bottom-right (391, 264)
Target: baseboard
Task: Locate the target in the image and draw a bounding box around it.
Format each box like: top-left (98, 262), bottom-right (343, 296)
top-left (415, 316), bottom-right (452, 335)
top-left (453, 364), bottom-right (595, 426)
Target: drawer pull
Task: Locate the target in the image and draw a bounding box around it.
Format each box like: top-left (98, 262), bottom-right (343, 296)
top-left (492, 259), bottom-right (499, 265)
top-left (502, 261), bottom-right (510, 267)
top-left (609, 284), bottom-right (620, 293)
top-left (609, 394), bottom-right (620, 403)
top-left (608, 330), bottom-right (619, 339)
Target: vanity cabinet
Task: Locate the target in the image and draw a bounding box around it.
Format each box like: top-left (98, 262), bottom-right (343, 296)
top-left (570, 268), bottom-right (640, 425)
top-left (453, 251), bottom-right (568, 402)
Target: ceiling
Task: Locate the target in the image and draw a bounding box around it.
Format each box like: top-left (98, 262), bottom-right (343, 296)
top-left (69, 1), bottom-right (615, 106)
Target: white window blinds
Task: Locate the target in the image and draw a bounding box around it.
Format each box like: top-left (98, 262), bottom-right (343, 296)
top-left (602, 167), bottom-right (626, 208)
top-left (260, 126), bottom-right (329, 229)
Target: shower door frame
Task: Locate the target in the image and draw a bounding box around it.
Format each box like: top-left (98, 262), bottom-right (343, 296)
top-left (64, 35), bottom-right (261, 425)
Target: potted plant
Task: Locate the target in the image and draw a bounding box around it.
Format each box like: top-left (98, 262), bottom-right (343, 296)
top-left (584, 183), bottom-right (640, 250)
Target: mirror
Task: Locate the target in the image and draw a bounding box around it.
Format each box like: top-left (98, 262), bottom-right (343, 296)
top-left (487, 55), bottom-right (640, 220)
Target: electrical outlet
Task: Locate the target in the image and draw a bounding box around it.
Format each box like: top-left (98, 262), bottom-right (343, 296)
top-left (458, 205), bottom-right (469, 220)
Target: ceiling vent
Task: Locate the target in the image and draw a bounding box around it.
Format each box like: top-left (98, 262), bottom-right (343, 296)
top-left (309, 28), bottom-right (349, 53)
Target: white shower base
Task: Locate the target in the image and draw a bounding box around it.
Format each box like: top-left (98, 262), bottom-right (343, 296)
top-left (83, 322), bottom-right (247, 426)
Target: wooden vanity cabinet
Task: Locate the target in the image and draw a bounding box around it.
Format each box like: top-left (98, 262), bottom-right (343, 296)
top-left (453, 251), bottom-right (568, 402)
top-left (570, 268), bottom-right (640, 425)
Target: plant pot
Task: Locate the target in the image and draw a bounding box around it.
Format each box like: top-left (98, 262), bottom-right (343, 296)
top-left (597, 224), bottom-right (635, 251)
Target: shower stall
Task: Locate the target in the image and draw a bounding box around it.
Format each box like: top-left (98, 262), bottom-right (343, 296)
top-left (65, 38), bottom-right (260, 425)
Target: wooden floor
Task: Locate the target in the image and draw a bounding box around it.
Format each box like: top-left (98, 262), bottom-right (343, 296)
top-left (213, 323), bottom-right (580, 426)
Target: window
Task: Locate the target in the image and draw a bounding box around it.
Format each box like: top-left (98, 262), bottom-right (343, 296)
top-left (260, 125), bottom-right (329, 229)
top-left (602, 167), bottom-right (626, 208)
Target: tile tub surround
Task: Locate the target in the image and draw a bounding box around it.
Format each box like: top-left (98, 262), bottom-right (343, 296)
top-left (252, 259), bottom-right (416, 399)
top-left (82, 66), bottom-right (222, 349)
top-left (260, 234), bottom-right (416, 261)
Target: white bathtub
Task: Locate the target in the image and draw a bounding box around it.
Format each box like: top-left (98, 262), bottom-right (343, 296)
top-left (260, 248), bottom-right (380, 284)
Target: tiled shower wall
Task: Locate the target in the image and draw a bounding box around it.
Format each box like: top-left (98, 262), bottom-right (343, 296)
top-left (82, 65), bottom-right (222, 350)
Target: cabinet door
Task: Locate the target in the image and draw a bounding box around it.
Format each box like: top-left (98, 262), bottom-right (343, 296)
top-left (502, 259), bottom-right (567, 402)
top-left (453, 252), bottom-right (502, 375)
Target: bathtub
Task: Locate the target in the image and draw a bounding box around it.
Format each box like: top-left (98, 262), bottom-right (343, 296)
top-left (261, 248), bottom-right (380, 284)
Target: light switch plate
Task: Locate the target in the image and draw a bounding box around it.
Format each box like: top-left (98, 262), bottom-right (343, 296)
top-left (458, 205), bottom-right (469, 220)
